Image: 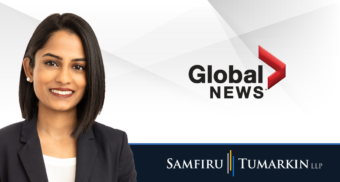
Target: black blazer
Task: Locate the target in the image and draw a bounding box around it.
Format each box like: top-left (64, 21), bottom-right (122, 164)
top-left (0, 110), bottom-right (137, 182)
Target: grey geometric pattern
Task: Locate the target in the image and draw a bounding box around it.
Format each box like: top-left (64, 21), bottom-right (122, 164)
top-left (1, 1), bottom-right (339, 142)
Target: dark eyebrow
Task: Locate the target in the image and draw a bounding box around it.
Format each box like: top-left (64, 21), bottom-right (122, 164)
top-left (42, 53), bottom-right (86, 62)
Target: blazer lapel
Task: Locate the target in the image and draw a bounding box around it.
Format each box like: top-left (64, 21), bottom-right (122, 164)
top-left (75, 124), bottom-right (98, 182)
top-left (18, 109), bottom-right (98, 182)
top-left (18, 110), bottom-right (49, 182)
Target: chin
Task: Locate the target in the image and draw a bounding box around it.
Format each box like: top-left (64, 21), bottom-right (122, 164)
top-left (51, 105), bottom-right (75, 112)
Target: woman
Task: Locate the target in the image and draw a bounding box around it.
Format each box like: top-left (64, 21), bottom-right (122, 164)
top-left (0, 13), bottom-right (137, 182)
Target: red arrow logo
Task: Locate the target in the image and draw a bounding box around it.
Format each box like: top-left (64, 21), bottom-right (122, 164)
top-left (258, 46), bottom-right (286, 89)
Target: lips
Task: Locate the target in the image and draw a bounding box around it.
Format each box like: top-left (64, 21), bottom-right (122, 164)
top-left (49, 88), bottom-right (75, 98)
top-left (50, 88), bottom-right (74, 91)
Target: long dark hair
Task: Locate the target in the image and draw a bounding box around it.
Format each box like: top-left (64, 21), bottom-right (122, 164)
top-left (19, 13), bottom-right (105, 139)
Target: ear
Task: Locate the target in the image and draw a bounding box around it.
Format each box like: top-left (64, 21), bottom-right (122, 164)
top-left (23, 57), bottom-right (33, 83)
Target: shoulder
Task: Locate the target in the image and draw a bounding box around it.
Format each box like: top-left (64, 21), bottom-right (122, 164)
top-left (0, 121), bottom-right (24, 148)
top-left (0, 121), bottom-right (23, 138)
top-left (92, 121), bottom-right (127, 139)
top-left (92, 121), bottom-right (129, 150)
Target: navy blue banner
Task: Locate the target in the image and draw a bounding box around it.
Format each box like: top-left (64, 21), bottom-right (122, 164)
top-left (130, 144), bottom-right (340, 182)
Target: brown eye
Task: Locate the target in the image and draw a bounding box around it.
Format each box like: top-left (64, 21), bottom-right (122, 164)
top-left (45, 61), bottom-right (58, 67)
top-left (73, 65), bottom-right (85, 71)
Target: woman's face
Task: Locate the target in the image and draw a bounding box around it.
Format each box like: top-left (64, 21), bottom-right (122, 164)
top-left (26, 30), bottom-right (87, 112)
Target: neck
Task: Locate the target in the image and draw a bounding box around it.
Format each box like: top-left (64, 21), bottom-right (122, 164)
top-left (36, 101), bottom-right (78, 139)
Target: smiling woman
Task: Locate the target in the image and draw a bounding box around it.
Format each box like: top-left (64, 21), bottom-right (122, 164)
top-left (26, 30), bottom-right (87, 117)
top-left (0, 13), bottom-right (137, 182)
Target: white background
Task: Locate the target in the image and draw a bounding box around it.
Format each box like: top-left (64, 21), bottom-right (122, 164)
top-left (0, 0), bottom-right (339, 143)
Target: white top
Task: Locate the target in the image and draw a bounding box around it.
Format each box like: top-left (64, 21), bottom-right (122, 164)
top-left (43, 154), bottom-right (77, 182)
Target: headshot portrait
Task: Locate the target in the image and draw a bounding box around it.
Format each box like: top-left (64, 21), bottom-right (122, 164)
top-left (0, 13), bottom-right (137, 182)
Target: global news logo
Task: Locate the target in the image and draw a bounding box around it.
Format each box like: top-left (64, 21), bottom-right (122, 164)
top-left (188, 46), bottom-right (286, 99)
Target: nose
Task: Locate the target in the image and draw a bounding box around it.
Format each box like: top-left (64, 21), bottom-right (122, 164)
top-left (55, 66), bottom-right (71, 84)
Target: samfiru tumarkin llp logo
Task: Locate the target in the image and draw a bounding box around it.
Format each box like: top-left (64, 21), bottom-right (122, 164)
top-left (188, 46), bottom-right (286, 99)
top-left (166, 150), bottom-right (323, 177)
